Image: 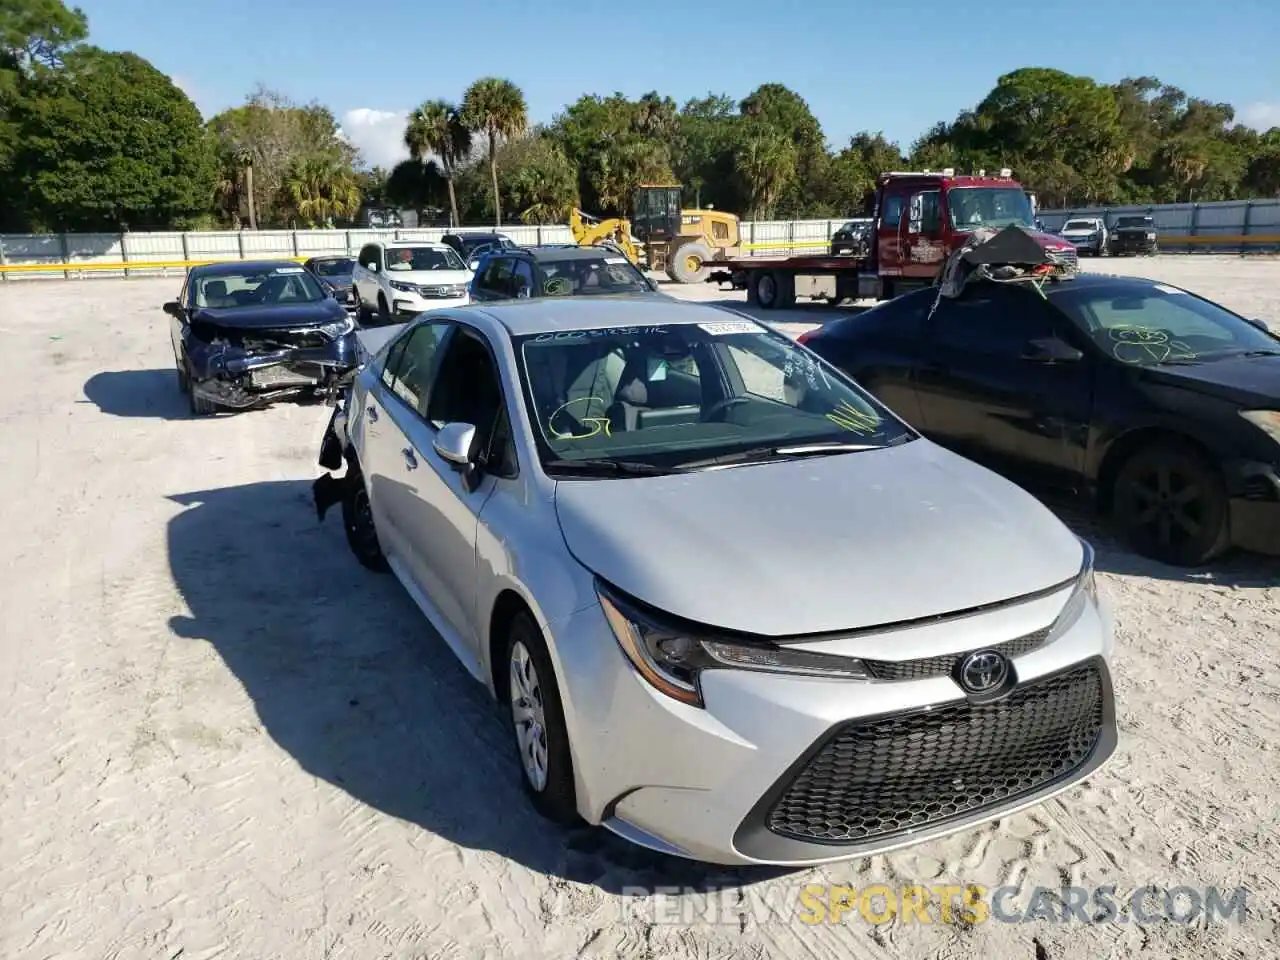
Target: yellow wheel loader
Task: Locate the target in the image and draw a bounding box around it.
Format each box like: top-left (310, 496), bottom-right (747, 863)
top-left (568, 185), bottom-right (743, 284)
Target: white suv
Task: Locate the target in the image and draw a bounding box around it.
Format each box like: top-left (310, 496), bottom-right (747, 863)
top-left (351, 240), bottom-right (473, 323)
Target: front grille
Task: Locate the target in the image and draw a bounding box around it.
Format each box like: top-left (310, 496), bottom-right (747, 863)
top-left (1242, 476), bottom-right (1278, 502)
top-left (766, 663), bottom-right (1105, 844)
top-left (1048, 247), bottom-right (1079, 269)
top-left (251, 366), bottom-right (318, 388)
top-left (862, 627), bottom-right (1050, 681)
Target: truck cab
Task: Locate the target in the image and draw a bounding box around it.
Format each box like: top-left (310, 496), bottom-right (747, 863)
top-left (871, 170), bottom-right (1076, 293)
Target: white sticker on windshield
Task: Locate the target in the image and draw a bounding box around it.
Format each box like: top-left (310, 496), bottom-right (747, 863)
top-left (1152, 283), bottom-right (1185, 294)
top-left (276, 266), bottom-right (305, 274)
top-left (698, 319), bottom-right (759, 336)
top-left (605, 257), bottom-right (628, 264)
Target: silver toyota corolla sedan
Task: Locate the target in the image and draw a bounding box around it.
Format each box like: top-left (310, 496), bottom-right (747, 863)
top-left (311, 297), bottom-right (1118, 867)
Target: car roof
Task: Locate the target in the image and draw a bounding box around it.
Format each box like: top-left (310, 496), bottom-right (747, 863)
top-left (305, 253), bottom-right (353, 261)
top-left (502, 245), bottom-right (633, 263)
top-left (462, 296), bottom-right (754, 337)
top-left (190, 259), bottom-right (303, 277)
top-left (381, 240), bottom-right (450, 249)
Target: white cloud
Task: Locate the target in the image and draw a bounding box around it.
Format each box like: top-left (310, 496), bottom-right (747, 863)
top-left (1237, 101), bottom-right (1280, 131)
top-left (340, 108), bottom-right (411, 170)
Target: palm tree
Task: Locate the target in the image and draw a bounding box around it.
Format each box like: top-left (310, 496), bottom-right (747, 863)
top-left (404, 100), bottom-right (472, 228)
top-left (234, 147), bottom-right (257, 229)
top-left (461, 78), bottom-right (528, 226)
top-left (284, 155), bottom-right (362, 228)
top-left (735, 130), bottom-right (797, 220)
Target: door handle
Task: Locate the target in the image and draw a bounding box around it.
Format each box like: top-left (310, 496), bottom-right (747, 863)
top-left (366, 404), bottom-right (379, 422)
top-left (402, 447), bottom-right (418, 470)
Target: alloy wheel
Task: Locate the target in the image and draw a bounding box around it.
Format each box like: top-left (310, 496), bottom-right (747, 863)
top-left (509, 640), bottom-right (549, 792)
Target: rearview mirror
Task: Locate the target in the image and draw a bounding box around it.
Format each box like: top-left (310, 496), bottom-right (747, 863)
top-left (163, 300), bottom-right (184, 319)
top-left (434, 422), bottom-right (477, 468)
top-left (1022, 337), bottom-right (1083, 363)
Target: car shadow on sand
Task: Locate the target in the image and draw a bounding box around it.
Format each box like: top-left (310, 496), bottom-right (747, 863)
top-left (164, 479), bottom-right (792, 894)
top-left (82, 369), bottom-right (194, 420)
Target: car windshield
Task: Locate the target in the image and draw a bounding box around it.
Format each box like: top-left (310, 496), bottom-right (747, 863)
top-left (515, 319), bottom-right (915, 472)
top-left (459, 236), bottom-right (507, 255)
top-left (385, 246), bottom-right (466, 271)
top-left (947, 187), bottom-right (1035, 230)
top-left (1063, 220), bottom-right (1096, 232)
top-left (310, 258), bottom-right (355, 277)
top-left (192, 265), bottom-right (326, 308)
top-left (538, 256), bottom-right (649, 296)
top-left (1117, 217), bottom-right (1154, 228)
top-left (1051, 282), bottom-right (1278, 365)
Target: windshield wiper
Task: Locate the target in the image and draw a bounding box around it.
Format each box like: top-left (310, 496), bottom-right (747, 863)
top-left (542, 458), bottom-right (675, 477)
top-left (1238, 349), bottom-right (1280, 358)
top-left (673, 440), bottom-right (885, 472)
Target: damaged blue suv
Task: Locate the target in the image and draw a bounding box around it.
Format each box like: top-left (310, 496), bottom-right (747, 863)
top-left (166, 260), bottom-right (360, 415)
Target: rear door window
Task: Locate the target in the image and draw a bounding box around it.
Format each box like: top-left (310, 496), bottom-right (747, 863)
top-left (380, 320), bottom-right (452, 416)
top-left (931, 287), bottom-right (1057, 358)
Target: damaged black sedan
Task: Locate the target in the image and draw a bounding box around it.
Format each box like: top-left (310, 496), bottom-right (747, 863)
top-left (166, 260), bottom-right (360, 415)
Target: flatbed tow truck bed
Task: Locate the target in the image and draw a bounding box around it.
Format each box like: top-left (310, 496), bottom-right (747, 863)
top-left (706, 253), bottom-right (890, 309)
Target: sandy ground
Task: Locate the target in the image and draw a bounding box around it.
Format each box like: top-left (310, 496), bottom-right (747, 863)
top-left (1, 255), bottom-right (1279, 960)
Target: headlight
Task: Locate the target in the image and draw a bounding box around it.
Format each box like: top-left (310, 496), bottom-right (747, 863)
top-left (1241, 409), bottom-right (1280, 444)
top-left (597, 581), bottom-right (870, 708)
top-left (390, 280), bottom-right (419, 294)
top-left (1146, 232), bottom-right (1157, 240)
top-left (1047, 538), bottom-right (1098, 642)
top-left (319, 316), bottom-right (355, 340)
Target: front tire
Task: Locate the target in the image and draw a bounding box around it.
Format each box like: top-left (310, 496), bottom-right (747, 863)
top-left (342, 471), bottom-right (389, 572)
top-left (667, 242), bottom-right (712, 284)
top-left (503, 612), bottom-right (579, 825)
top-left (377, 294), bottom-right (391, 324)
top-left (1111, 440), bottom-right (1229, 566)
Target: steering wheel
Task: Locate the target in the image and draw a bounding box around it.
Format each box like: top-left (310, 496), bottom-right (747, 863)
top-left (701, 396), bottom-right (751, 422)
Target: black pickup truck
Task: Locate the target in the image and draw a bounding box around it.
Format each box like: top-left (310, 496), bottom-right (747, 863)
top-left (1108, 215), bottom-right (1158, 256)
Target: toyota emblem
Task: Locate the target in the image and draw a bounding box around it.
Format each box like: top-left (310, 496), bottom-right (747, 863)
top-left (958, 650), bottom-right (1009, 694)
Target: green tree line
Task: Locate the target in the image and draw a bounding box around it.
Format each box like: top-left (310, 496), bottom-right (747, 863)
top-left (3, 1), bottom-right (1279, 234)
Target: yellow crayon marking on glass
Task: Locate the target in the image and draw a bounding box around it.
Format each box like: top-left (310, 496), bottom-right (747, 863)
top-left (826, 400), bottom-right (881, 435)
top-left (549, 396), bottom-right (612, 440)
top-left (1107, 324), bottom-right (1197, 365)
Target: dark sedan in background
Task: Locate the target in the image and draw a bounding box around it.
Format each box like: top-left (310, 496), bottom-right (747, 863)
top-left (304, 255), bottom-right (357, 306)
top-left (798, 274), bottom-right (1280, 565)
top-left (166, 260), bottom-right (358, 415)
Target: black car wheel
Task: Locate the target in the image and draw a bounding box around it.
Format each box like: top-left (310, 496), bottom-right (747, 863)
top-left (175, 351), bottom-right (189, 394)
top-left (342, 472), bottom-right (389, 572)
top-left (502, 610), bottom-right (580, 825)
top-left (355, 290), bottom-right (373, 325)
top-left (1111, 440), bottom-right (1229, 566)
top-left (377, 294), bottom-right (391, 324)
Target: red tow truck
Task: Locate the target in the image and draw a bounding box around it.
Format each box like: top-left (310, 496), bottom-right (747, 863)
top-left (708, 169), bottom-right (1077, 309)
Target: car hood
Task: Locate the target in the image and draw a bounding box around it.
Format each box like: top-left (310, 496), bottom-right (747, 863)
top-left (1114, 225), bottom-right (1155, 234)
top-left (320, 274), bottom-right (353, 287)
top-left (383, 269), bottom-right (472, 286)
top-left (1141, 354), bottom-right (1280, 405)
top-left (553, 439), bottom-right (1084, 637)
top-left (190, 299), bottom-right (348, 329)
top-left (1061, 228), bottom-right (1100, 236)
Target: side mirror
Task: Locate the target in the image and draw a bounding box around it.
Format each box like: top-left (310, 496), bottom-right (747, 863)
top-left (433, 422), bottom-right (477, 468)
top-left (163, 300), bottom-right (185, 319)
top-left (1022, 337), bottom-right (1083, 363)
top-left (646, 277), bottom-right (659, 292)
top-left (1246, 317), bottom-right (1271, 332)
top-left (368, 262), bottom-right (378, 273)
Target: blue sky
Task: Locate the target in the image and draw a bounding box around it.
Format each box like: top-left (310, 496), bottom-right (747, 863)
top-left (78, 0), bottom-right (1280, 170)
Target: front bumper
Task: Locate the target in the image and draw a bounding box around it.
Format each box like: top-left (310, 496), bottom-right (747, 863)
top-left (1228, 461), bottom-right (1280, 555)
top-left (187, 332), bottom-right (360, 409)
top-left (1111, 235), bottom-right (1158, 254)
top-left (550, 580), bottom-right (1117, 866)
top-left (1066, 237), bottom-right (1103, 254)
top-left (390, 292), bottom-right (470, 317)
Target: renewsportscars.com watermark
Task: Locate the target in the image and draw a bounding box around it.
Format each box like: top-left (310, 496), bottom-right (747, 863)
top-left (622, 884), bottom-right (1249, 927)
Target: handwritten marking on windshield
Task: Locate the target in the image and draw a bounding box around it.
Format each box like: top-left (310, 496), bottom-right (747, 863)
top-left (549, 396), bottom-right (612, 440)
top-left (826, 400), bottom-right (882, 435)
top-left (532, 326), bottom-right (669, 342)
top-left (1107, 325), bottom-right (1197, 364)
top-left (783, 350), bottom-right (831, 391)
